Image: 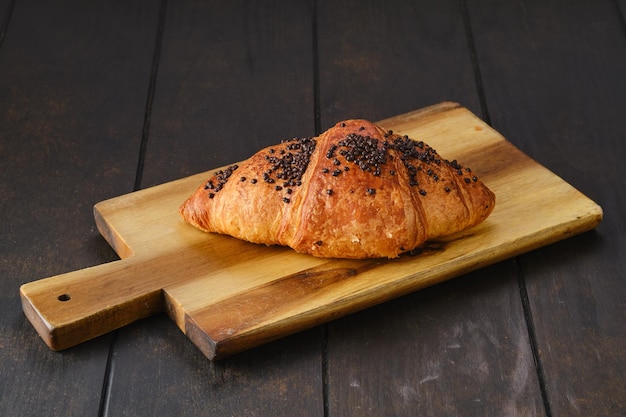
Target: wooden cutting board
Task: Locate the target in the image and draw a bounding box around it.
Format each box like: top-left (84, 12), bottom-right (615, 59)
top-left (20, 102), bottom-right (602, 360)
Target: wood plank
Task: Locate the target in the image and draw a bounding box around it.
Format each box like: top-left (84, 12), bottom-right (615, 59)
top-left (316, 0), bottom-right (484, 123)
top-left (468, 0), bottom-right (626, 415)
top-left (138, 1), bottom-right (319, 187)
top-left (0, 0), bottom-right (12, 40)
top-left (327, 263), bottom-right (540, 416)
top-left (618, 0), bottom-right (626, 23)
top-left (316, 1), bottom-right (545, 415)
top-left (0, 1), bottom-right (160, 416)
top-left (98, 1), bottom-right (326, 416)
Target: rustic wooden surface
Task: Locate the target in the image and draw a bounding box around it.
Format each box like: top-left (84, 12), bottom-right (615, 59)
top-left (2, 0), bottom-right (625, 416)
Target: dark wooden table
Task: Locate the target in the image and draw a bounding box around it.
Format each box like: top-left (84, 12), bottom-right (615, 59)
top-left (2, 1), bottom-right (625, 416)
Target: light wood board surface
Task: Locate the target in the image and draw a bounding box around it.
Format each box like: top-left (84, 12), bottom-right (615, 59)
top-left (20, 102), bottom-right (602, 359)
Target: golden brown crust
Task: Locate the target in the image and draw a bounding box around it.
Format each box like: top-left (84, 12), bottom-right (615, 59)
top-left (179, 119), bottom-right (495, 259)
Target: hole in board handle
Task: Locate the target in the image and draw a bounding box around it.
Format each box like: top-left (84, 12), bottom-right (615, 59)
top-left (57, 294), bottom-right (71, 302)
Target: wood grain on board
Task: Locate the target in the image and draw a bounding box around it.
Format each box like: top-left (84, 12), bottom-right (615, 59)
top-left (20, 102), bottom-right (602, 359)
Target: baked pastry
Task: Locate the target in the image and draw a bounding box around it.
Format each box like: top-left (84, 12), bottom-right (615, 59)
top-left (180, 119), bottom-right (495, 259)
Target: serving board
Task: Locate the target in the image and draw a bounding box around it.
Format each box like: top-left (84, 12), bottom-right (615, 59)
top-left (20, 102), bottom-right (602, 360)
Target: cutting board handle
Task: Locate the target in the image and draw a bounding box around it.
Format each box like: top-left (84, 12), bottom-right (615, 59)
top-left (20, 256), bottom-right (163, 351)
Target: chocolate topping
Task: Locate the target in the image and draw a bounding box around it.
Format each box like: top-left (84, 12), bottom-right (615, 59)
top-left (204, 164), bottom-right (238, 197)
top-left (204, 125), bottom-right (480, 203)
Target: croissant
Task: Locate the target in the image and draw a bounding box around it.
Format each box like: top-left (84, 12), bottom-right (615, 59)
top-left (179, 119), bottom-right (495, 259)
